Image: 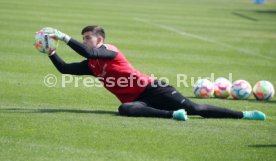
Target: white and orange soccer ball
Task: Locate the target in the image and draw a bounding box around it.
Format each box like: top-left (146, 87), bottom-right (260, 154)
top-left (193, 79), bottom-right (214, 98)
top-left (214, 77), bottom-right (232, 98)
top-left (231, 80), bottom-right (252, 99)
top-left (34, 27), bottom-right (59, 54)
top-left (253, 80), bottom-right (275, 101)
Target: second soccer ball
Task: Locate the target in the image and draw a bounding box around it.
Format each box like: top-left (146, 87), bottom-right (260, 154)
top-left (214, 77), bottom-right (232, 99)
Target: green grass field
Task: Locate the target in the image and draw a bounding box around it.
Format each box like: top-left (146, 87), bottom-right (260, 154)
top-left (1, 0), bottom-right (276, 160)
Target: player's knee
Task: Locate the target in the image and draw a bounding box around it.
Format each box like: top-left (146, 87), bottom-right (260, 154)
top-left (118, 102), bottom-right (134, 116)
top-left (118, 102), bottom-right (144, 116)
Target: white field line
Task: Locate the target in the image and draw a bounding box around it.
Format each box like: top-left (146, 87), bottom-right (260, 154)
top-left (133, 17), bottom-right (274, 60)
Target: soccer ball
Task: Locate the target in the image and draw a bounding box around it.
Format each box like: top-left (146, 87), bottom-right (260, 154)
top-left (193, 79), bottom-right (214, 98)
top-left (231, 80), bottom-right (252, 99)
top-left (34, 27), bottom-right (59, 54)
top-left (253, 80), bottom-right (275, 100)
top-left (214, 77), bottom-right (232, 98)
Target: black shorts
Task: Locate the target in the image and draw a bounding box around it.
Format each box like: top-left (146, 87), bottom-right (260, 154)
top-left (135, 80), bottom-right (195, 111)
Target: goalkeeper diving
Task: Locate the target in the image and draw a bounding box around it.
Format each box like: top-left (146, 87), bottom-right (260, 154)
top-left (39, 26), bottom-right (266, 121)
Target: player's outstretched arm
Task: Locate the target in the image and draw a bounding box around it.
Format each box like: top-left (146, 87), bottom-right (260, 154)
top-left (48, 51), bottom-right (93, 76)
top-left (67, 38), bottom-right (117, 59)
top-left (49, 29), bottom-right (117, 59)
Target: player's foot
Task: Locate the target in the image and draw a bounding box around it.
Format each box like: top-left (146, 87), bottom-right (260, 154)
top-left (242, 111), bottom-right (266, 121)
top-left (173, 109), bottom-right (188, 121)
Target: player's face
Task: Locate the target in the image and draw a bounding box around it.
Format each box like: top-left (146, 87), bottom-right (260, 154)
top-left (82, 31), bottom-right (99, 48)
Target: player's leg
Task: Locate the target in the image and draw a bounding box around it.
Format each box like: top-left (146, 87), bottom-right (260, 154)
top-left (184, 100), bottom-right (244, 118)
top-left (137, 80), bottom-right (265, 120)
top-left (118, 101), bottom-right (188, 121)
top-left (174, 92), bottom-right (266, 120)
top-left (146, 86), bottom-right (244, 118)
top-left (184, 100), bottom-right (266, 120)
top-left (118, 101), bottom-right (172, 118)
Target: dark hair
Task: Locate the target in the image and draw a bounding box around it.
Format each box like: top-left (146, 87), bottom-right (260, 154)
top-left (81, 25), bottom-right (105, 39)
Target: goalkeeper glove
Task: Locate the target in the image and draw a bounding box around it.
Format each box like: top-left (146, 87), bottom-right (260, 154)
top-left (42, 27), bottom-right (71, 43)
top-left (52, 29), bottom-right (71, 43)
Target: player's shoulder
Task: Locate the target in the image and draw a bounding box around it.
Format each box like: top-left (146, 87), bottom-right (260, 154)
top-left (103, 44), bottom-right (119, 52)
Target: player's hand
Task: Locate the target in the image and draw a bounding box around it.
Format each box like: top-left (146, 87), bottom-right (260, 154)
top-left (36, 44), bottom-right (56, 55)
top-left (52, 29), bottom-right (71, 43)
top-left (48, 49), bottom-right (56, 56)
top-left (42, 27), bottom-right (71, 43)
